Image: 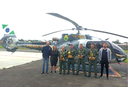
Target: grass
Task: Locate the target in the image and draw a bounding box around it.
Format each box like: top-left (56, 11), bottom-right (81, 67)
top-left (124, 58), bottom-right (128, 63)
top-left (124, 50), bottom-right (128, 54)
top-left (0, 44), bottom-right (3, 48)
top-left (124, 50), bottom-right (128, 63)
top-left (2, 67), bottom-right (6, 70)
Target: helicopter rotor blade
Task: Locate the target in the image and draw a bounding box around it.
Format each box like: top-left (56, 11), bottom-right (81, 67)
top-left (47, 13), bottom-right (80, 30)
top-left (42, 29), bottom-right (74, 37)
top-left (85, 28), bottom-right (128, 39)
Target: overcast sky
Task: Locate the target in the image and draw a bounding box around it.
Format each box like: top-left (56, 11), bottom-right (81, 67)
top-left (0, 0), bottom-right (128, 43)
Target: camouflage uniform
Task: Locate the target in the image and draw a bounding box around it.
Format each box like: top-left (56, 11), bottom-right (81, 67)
top-left (67, 49), bottom-right (76, 74)
top-left (58, 51), bottom-right (67, 74)
top-left (88, 48), bottom-right (98, 77)
top-left (76, 48), bottom-right (87, 76)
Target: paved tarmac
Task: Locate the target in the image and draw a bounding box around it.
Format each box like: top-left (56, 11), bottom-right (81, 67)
top-left (0, 49), bottom-right (127, 87)
top-left (0, 49), bottom-right (42, 69)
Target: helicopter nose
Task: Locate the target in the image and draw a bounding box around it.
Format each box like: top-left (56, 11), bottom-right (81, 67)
top-left (111, 43), bottom-right (127, 61)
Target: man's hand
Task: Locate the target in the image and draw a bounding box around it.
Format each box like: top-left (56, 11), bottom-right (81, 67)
top-left (63, 59), bottom-right (65, 61)
top-left (93, 57), bottom-right (95, 60)
top-left (108, 61), bottom-right (110, 62)
top-left (60, 57), bottom-right (63, 60)
top-left (81, 55), bottom-right (83, 58)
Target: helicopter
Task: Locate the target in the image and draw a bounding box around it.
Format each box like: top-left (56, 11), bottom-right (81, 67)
top-left (0, 13), bottom-right (127, 64)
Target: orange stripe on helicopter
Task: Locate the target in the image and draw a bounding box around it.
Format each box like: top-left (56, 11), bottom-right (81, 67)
top-left (0, 41), bottom-right (3, 43)
top-left (27, 45), bottom-right (52, 48)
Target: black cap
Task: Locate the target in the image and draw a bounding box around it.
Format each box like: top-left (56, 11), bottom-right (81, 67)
top-left (68, 43), bottom-right (73, 46)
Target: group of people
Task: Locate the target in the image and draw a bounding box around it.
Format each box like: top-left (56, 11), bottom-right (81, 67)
top-left (41, 42), bottom-right (111, 80)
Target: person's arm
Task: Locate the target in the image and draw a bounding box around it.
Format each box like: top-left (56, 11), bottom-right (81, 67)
top-left (99, 49), bottom-right (101, 61)
top-left (82, 49), bottom-right (86, 57)
top-left (109, 49), bottom-right (112, 62)
top-left (67, 50), bottom-right (69, 58)
top-left (58, 51), bottom-right (60, 58)
top-left (65, 51), bottom-right (68, 59)
top-left (73, 50), bottom-right (76, 58)
top-left (95, 49), bottom-right (99, 60)
top-left (49, 47), bottom-right (52, 56)
top-left (76, 49), bottom-right (79, 56)
top-left (57, 51), bottom-right (59, 58)
top-left (41, 47), bottom-right (44, 53)
top-left (87, 49), bottom-right (90, 58)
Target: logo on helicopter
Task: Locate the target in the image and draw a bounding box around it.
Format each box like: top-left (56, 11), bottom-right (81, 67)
top-left (64, 35), bottom-right (69, 41)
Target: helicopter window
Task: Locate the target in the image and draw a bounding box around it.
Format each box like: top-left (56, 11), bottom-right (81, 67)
top-left (86, 41), bottom-right (113, 52)
top-left (111, 43), bottom-right (126, 55)
top-left (86, 41), bottom-right (98, 50)
top-left (91, 36), bottom-right (102, 41)
top-left (98, 41), bottom-right (112, 52)
top-left (85, 35), bottom-right (92, 40)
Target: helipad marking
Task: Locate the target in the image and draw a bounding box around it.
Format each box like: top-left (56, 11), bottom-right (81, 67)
top-left (56, 65), bottom-right (121, 77)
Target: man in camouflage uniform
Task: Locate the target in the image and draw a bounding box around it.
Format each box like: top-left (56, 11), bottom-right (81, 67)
top-left (76, 44), bottom-right (87, 77)
top-left (67, 44), bottom-right (76, 75)
top-left (58, 46), bottom-right (67, 75)
top-left (88, 44), bottom-right (98, 78)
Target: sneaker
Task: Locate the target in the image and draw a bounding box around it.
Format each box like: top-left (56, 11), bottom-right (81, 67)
top-left (85, 75), bottom-right (87, 77)
top-left (41, 71), bottom-right (44, 74)
top-left (51, 71), bottom-right (52, 73)
top-left (63, 73), bottom-right (65, 75)
top-left (54, 71), bottom-right (56, 73)
top-left (99, 76), bottom-right (103, 79)
top-left (72, 72), bottom-right (75, 75)
top-left (46, 72), bottom-right (49, 74)
top-left (95, 76), bottom-right (97, 79)
top-left (88, 75), bottom-right (91, 77)
top-left (67, 72), bottom-right (69, 74)
top-left (107, 77), bottom-right (109, 80)
top-left (76, 72), bottom-right (79, 75)
top-left (59, 73), bottom-right (62, 74)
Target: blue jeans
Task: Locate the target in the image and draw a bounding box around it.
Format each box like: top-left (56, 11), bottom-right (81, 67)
top-left (42, 57), bottom-right (49, 72)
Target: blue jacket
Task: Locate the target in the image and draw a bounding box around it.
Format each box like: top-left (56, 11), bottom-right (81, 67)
top-left (41, 46), bottom-right (52, 58)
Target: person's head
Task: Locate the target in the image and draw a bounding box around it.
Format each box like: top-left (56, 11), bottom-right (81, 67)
top-left (61, 46), bottom-right (65, 52)
top-left (46, 42), bottom-right (50, 46)
top-left (91, 44), bottom-right (95, 49)
top-left (70, 44), bottom-right (73, 49)
top-left (103, 42), bottom-right (107, 48)
top-left (53, 45), bottom-right (57, 51)
top-left (80, 44), bottom-right (83, 49)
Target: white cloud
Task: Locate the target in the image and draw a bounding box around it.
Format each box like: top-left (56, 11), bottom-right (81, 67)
top-left (0, 0), bottom-right (128, 42)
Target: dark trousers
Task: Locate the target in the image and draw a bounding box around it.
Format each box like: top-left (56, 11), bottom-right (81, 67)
top-left (100, 61), bottom-right (109, 77)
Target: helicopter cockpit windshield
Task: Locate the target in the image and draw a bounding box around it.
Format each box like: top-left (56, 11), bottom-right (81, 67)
top-left (111, 43), bottom-right (126, 55)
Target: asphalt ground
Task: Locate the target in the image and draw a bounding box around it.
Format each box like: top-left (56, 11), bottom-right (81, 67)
top-left (0, 49), bottom-right (128, 87)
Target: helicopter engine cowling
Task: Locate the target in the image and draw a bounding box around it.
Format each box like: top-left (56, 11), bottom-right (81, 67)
top-left (1, 35), bottom-right (18, 52)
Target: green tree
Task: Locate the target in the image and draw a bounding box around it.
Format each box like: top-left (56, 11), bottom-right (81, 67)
top-left (112, 40), bottom-right (121, 44)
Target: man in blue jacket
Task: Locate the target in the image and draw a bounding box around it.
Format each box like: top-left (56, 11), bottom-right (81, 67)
top-left (41, 42), bottom-right (52, 74)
